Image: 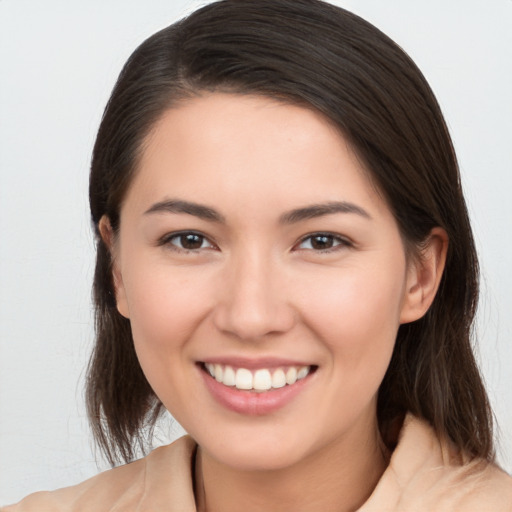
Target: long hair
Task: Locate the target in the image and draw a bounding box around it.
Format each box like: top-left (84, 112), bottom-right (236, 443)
top-left (87, 0), bottom-right (492, 465)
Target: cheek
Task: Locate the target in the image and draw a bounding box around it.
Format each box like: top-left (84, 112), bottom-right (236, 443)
top-left (298, 261), bottom-right (405, 370)
top-left (121, 266), bottom-right (214, 419)
top-left (121, 263), bottom-right (212, 376)
top-left (273, 260), bottom-right (407, 448)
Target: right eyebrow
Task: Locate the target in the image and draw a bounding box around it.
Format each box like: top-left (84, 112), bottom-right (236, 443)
top-left (144, 199), bottom-right (226, 223)
top-left (279, 201), bottom-right (371, 224)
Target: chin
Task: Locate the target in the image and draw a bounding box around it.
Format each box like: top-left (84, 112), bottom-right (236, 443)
top-left (196, 425), bottom-right (311, 472)
top-left (215, 445), bottom-right (306, 472)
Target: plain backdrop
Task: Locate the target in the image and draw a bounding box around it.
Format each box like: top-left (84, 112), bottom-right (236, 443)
top-left (1, 0), bottom-right (511, 504)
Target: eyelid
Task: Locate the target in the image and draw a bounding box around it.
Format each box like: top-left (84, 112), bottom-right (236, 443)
top-left (157, 230), bottom-right (218, 251)
top-left (156, 230), bottom-right (352, 253)
top-left (294, 232), bottom-right (353, 252)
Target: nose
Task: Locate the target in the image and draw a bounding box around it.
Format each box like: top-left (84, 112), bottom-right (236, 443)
top-left (212, 249), bottom-right (296, 341)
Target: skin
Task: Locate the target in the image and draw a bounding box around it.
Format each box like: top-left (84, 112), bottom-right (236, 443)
top-left (101, 93), bottom-right (447, 512)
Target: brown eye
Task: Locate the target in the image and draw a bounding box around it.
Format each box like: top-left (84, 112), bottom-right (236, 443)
top-left (310, 235), bottom-right (335, 250)
top-left (296, 233), bottom-right (350, 251)
top-left (163, 232), bottom-right (214, 251)
top-left (179, 233), bottom-right (205, 250)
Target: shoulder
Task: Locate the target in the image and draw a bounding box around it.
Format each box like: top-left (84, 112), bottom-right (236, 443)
top-left (1, 435), bottom-right (197, 512)
top-left (360, 414), bottom-right (512, 511)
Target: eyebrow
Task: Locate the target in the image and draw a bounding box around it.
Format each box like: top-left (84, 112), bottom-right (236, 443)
top-left (144, 199), bottom-right (226, 223)
top-left (279, 201), bottom-right (371, 224)
top-left (144, 199), bottom-right (370, 224)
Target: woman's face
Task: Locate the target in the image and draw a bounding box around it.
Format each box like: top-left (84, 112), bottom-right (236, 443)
top-left (111, 93), bottom-right (423, 471)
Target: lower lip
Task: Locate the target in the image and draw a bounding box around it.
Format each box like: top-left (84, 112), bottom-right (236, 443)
top-left (200, 366), bottom-right (315, 416)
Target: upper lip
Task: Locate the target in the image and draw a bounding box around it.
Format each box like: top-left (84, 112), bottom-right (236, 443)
top-left (199, 356), bottom-right (315, 370)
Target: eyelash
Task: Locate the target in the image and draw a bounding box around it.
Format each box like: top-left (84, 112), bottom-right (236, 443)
top-left (294, 232), bottom-right (353, 253)
top-left (158, 231), bottom-right (217, 252)
top-left (158, 231), bottom-right (352, 254)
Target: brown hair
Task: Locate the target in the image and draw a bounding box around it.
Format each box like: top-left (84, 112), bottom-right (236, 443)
top-left (87, 0), bottom-right (493, 465)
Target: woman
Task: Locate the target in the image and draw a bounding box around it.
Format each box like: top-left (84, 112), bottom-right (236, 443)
top-left (4, 0), bottom-right (512, 510)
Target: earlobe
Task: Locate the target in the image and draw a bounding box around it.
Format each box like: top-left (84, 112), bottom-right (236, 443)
top-left (400, 227), bottom-right (448, 324)
top-left (99, 216), bottom-right (130, 319)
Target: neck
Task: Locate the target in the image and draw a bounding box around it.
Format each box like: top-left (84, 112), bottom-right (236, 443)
top-left (194, 416), bottom-right (388, 512)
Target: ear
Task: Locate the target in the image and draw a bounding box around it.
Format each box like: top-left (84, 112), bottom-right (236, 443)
top-left (400, 227), bottom-right (448, 324)
top-left (99, 215), bottom-right (130, 319)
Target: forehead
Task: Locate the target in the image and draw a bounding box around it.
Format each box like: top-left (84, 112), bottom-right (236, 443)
top-left (124, 93), bottom-right (390, 221)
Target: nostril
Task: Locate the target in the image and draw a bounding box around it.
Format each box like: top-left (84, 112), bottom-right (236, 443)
top-left (212, 300), bottom-right (296, 341)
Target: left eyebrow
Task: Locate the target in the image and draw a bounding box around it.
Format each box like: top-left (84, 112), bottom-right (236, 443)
top-left (144, 199), bottom-right (225, 223)
top-left (279, 201), bottom-right (371, 224)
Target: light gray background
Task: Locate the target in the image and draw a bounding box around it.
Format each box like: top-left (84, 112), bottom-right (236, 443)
top-left (1, 0), bottom-right (511, 504)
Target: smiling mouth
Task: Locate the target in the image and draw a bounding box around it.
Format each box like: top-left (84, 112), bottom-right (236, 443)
top-left (200, 363), bottom-right (317, 392)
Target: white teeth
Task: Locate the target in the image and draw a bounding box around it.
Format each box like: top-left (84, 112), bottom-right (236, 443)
top-left (285, 367), bottom-right (297, 385)
top-left (214, 364), bottom-right (224, 382)
top-left (253, 369), bottom-right (272, 391)
top-left (235, 368), bottom-right (253, 390)
top-left (205, 363), bottom-right (313, 391)
top-left (272, 369), bottom-right (287, 388)
top-left (223, 365), bottom-right (236, 386)
top-left (206, 363), bottom-right (215, 378)
top-left (297, 366), bottom-right (309, 380)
